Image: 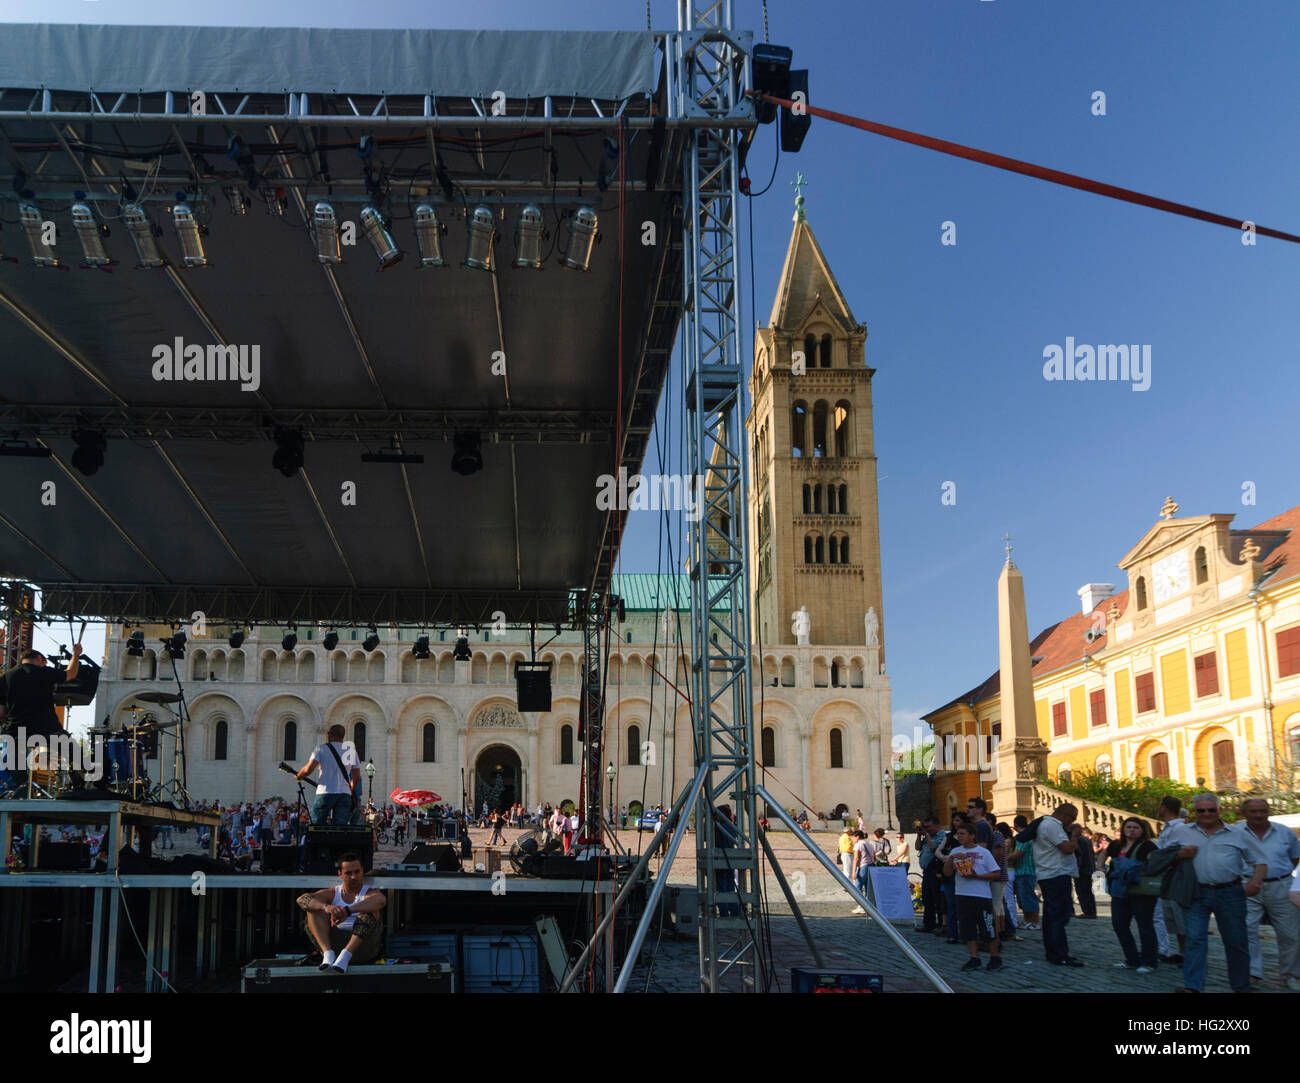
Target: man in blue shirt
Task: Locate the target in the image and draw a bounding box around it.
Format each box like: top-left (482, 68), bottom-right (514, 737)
top-left (1236, 798), bottom-right (1300, 990)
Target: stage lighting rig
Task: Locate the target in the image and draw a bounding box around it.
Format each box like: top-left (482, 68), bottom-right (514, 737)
top-left (413, 635), bottom-right (430, 659)
top-left (453, 634), bottom-right (472, 662)
top-left (126, 630), bottom-right (145, 657)
top-left (513, 205), bottom-right (545, 268)
top-left (360, 206), bottom-right (403, 268)
top-left (172, 195), bottom-right (208, 268)
top-left (464, 205), bottom-right (496, 270)
top-left (560, 207), bottom-right (598, 271)
top-left (123, 204), bottom-right (165, 268)
top-left (272, 427), bottom-right (305, 477)
top-left (228, 629), bottom-right (245, 649)
top-left (313, 202), bottom-right (342, 264)
top-left (414, 204), bottom-right (447, 268)
top-left (281, 627), bottom-right (298, 652)
top-left (322, 630), bottom-right (339, 651)
top-left (70, 429), bottom-right (106, 476)
top-left (362, 625), bottom-right (380, 652)
top-left (71, 199), bottom-right (112, 267)
top-left (19, 202), bottom-right (58, 267)
top-left (163, 630), bottom-right (187, 659)
top-left (450, 432), bottom-right (483, 476)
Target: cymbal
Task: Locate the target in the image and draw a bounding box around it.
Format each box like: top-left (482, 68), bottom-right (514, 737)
top-left (86, 727), bottom-right (113, 734)
top-left (128, 718), bottom-right (179, 731)
top-left (134, 691), bottom-right (182, 704)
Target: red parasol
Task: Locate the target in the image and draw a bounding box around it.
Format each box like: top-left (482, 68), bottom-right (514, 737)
top-left (390, 787), bottom-right (442, 808)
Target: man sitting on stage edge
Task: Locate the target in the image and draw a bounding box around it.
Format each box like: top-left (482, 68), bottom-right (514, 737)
top-left (297, 853), bottom-right (386, 973)
top-left (295, 724), bottom-right (360, 826)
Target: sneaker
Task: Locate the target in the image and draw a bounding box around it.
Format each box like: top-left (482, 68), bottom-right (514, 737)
top-left (961, 958), bottom-right (982, 972)
top-left (1114, 962), bottom-right (1136, 969)
top-left (850, 906), bottom-right (866, 915)
top-left (1136, 966), bottom-right (1156, 975)
top-left (986, 957), bottom-right (1003, 971)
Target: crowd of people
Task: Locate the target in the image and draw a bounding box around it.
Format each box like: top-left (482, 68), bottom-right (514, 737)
top-left (909, 793), bottom-right (1300, 989)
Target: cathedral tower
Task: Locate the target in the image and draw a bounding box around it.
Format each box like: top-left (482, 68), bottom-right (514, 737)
top-left (747, 181), bottom-right (885, 654)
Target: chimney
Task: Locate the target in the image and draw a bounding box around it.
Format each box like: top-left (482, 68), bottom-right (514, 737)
top-left (1077, 582), bottom-right (1116, 616)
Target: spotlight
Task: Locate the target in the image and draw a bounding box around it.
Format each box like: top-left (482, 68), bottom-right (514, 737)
top-left (513, 205), bottom-right (545, 268)
top-left (71, 200), bottom-right (111, 266)
top-left (223, 184), bottom-right (248, 215)
top-left (464, 205), bottom-right (495, 270)
top-left (127, 630), bottom-right (145, 657)
top-left (362, 626), bottom-right (380, 652)
top-left (313, 202), bottom-right (342, 264)
top-left (228, 630), bottom-right (245, 649)
top-left (322, 630), bottom-right (339, 651)
top-left (413, 635), bottom-right (430, 659)
top-left (164, 630), bottom-right (187, 659)
top-left (19, 202), bottom-right (58, 267)
top-left (413, 204), bottom-right (447, 267)
top-left (751, 43), bottom-right (793, 125)
top-left (453, 635), bottom-right (471, 661)
top-left (561, 207), bottom-right (598, 271)
top-left (281, 628), bottom-right (298, 652)
top-left (450, 432), bottom-right (483, 476)
top-left (70, 428), bottom-right (106, 476)
top-left (172, 195), bottom-right (208, 267)
top-left (123, 204), bottom-right (165, 268)
top-left (272, 427), bottom-right (304, 478)
top-left (359, 206), bottom-right (403, 268)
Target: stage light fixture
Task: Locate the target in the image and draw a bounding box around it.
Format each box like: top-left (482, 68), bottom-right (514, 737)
top-left (223, 184), bottom-right (248, 215)
top-left (70, 428), bottom-right (106, 476)
top-left (123, 204), bottom-right (165, 268)
top-left (126, 630), bottom-right (145, 657)
top-left (322, 630), bottom-right (339, 651)
top-left (172, 195), bottom-right (208, 267)
top-left (413, 204), bottom-right (447, 267)
top-left (362, 626), bottom-right (380, 652)
top-left (751, 44), bottom-right (793, 125)
top-left (281, 628), bottom-right (298, 652)
top-left (413, 635), bottom-right (430, 659)
top-left (450, 431), bottom-right (483, 476)
top-left (19, 202), bottom-right (58, 267)
top-left (359, 206), bottom-right (403, 268)
top-left (513, 205), bottom-right (545, 268)
top-left (228, 630), bottom-right (245, 649)
top-left (464, 205), bottom-right (495, 270)
top-left (70, 200), bottom-right (111, 266)
top-left (313, 202), bottom-right (342, 264)
top-left (164, 630), bottom-right (187, 659)
top-left (272, 427), bottom-right (305, 478)
top-left (453, 635), bottom-right (472, 661)
top-left (561, 207), bottom-right (598, 271)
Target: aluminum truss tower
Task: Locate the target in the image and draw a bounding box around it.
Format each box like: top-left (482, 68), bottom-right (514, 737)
top-left (675, 0), bottom-right (766, 992)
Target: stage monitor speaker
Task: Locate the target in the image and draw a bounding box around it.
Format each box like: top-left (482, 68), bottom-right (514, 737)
top-left (515, 661), bottom-right (552, 713)
top-left (303, 827), bottom-right (373, 876)
top-left (262, 844), bottom-right (300, 874)
top-left (399, 843), bottom-right (460, 871)
top-left (36, 841), bottom-right (91, 870)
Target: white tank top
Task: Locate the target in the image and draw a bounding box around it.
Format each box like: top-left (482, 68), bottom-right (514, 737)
top-left (332, 883), bottom-right (369, 930)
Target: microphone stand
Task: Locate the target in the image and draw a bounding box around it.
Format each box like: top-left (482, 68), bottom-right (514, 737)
top-left (160, 641), bottom-right (195, 810)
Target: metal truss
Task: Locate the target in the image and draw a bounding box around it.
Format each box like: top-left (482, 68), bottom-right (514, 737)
top-left (674, 0), bottom-right (765, 992)
top-left (0, 405), bottom-right (614, 447)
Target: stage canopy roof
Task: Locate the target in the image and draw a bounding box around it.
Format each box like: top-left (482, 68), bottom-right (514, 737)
top-left (0, 24), bottom-right (687, 629)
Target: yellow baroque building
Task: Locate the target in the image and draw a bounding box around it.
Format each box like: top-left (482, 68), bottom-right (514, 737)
top-left (923, 500), bottom-right (1300, 816)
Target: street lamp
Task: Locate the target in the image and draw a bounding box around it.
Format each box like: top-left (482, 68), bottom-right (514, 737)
top-left (365, 760), bottom-right (375, 806)
top-left (606, 762), bottom-right (616, 830)
top-left (882, 769), bottom-right (894, 831)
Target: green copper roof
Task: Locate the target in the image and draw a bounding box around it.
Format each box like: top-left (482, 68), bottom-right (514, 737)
top-left (609, 573), bottom-right (729, 611)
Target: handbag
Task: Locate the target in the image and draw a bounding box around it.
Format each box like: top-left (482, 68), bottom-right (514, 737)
top-left (1127, 873), bottom-right (1166, 897)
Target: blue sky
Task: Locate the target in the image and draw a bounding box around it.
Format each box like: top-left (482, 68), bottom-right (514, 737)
top-left (12, 1), bottom-right (1299, 744)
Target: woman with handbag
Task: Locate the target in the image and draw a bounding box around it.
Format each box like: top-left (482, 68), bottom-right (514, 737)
top-left (1106, 817), bottom-right (1159, 973)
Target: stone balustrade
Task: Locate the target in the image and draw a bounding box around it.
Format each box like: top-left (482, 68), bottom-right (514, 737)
top-left (1030, 783), bottom-right (1161, 838)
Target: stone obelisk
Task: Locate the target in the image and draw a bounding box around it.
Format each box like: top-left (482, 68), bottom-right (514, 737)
top-left (992, 536), bottom-right (1048, 818)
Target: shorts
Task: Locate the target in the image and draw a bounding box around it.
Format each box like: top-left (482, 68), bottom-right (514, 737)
top-left (304, 911), bottom-right (383, 964)
top-left (956, 895), bottom-right (996, 943)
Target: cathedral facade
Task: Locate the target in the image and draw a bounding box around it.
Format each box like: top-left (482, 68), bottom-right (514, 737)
top-left (93, 201), bottom-right (893, 821)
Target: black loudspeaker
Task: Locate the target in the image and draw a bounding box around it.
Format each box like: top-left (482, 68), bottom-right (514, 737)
top-left (53, 655), bottom-right (100, 707)
top-left (262, 844), bottom-right (300, 873)
top-left (399, 843), bottom-right (460, 871)
top-left (751, 43), bottom-right (793, 125)
top-left (303, 828), bottom-right (373, 875)
top-left (780, 69), bottom-right (811, 153)
top-left (515, 661), bottom-right (552, 713)
top-left (36, 841), bottom-right (91, 870)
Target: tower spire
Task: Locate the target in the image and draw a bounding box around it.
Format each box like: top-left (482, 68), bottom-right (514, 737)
top-left (791, 171), bottom-right (808, 222)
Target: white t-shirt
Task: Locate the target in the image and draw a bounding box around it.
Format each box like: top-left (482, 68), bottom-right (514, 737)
top-left (1033, 816), bottom-right (1077, 880)
top-left (312, 741), bottom-right (359, 796)
top-left (332, 883), bottom-right (369, 931)
top-left (950, 844), bottom-right (999, 898)
top-left (852, 839), bottom-right (871, 871)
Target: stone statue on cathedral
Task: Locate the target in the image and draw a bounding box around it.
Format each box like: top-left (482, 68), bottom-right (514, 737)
top-left (864, 607), bottom-right (879, 647)
top-left (791, 605), bottom-right (810, 645)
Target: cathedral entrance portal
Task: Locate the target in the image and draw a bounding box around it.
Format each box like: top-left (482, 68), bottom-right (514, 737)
top-left (473, 745), bottom-right (521, 813)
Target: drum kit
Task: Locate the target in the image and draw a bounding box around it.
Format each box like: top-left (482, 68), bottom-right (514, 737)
top-left (87, 690), bottom-right (187, 804)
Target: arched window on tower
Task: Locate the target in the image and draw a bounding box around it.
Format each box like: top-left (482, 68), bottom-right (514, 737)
top-left (214, 719), bottom-right (228, 761)
top-left (1136, 576), bottom-right (1148, 610)
top-left (1195, 546), bottom-right (1208, 585)
top-left (833, 401), bottom-right (851, 457)
top-left (812, 484), bottom-right (822, 514)
top-left (838, 484), bottom-right (848, 514)
top-left (819, 334), bottom-right (832, 368)
top-left (804, 535), bottom-right (814, 564)
top-left (560, 724), bottom-right (574, 765)
top-left (812, 401), bottom-right (828, 457)
top-left (840, 536), bottom-right (850, 563)
top-left (283, 719), bottom-right (297, 761)
top-left (826, 486), bottom-right (837, 514)
top-left (815, 535), bottom-right (825, 564)
top-left (761, 726), bottom-right (776, 767)
top-left (828, 537), bottom-right (839, 565)
top-left (354, 722), bottom-right (367, 762)
top-left (829, 728), bottom-right (844, 769)
top-left (802, 484), bottom-right (811, 515)
top-left (422, 722), bottom-right (437, 762)
top-left (627, 724), bottom-right (641, 766)
top-left (791, 402), bottom-right (808, 457)
top-left (803, 333), bottom-right (816, 368)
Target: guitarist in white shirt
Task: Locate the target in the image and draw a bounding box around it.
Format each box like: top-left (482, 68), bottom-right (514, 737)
top-left (294, 725), bottom-right (361, 826)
